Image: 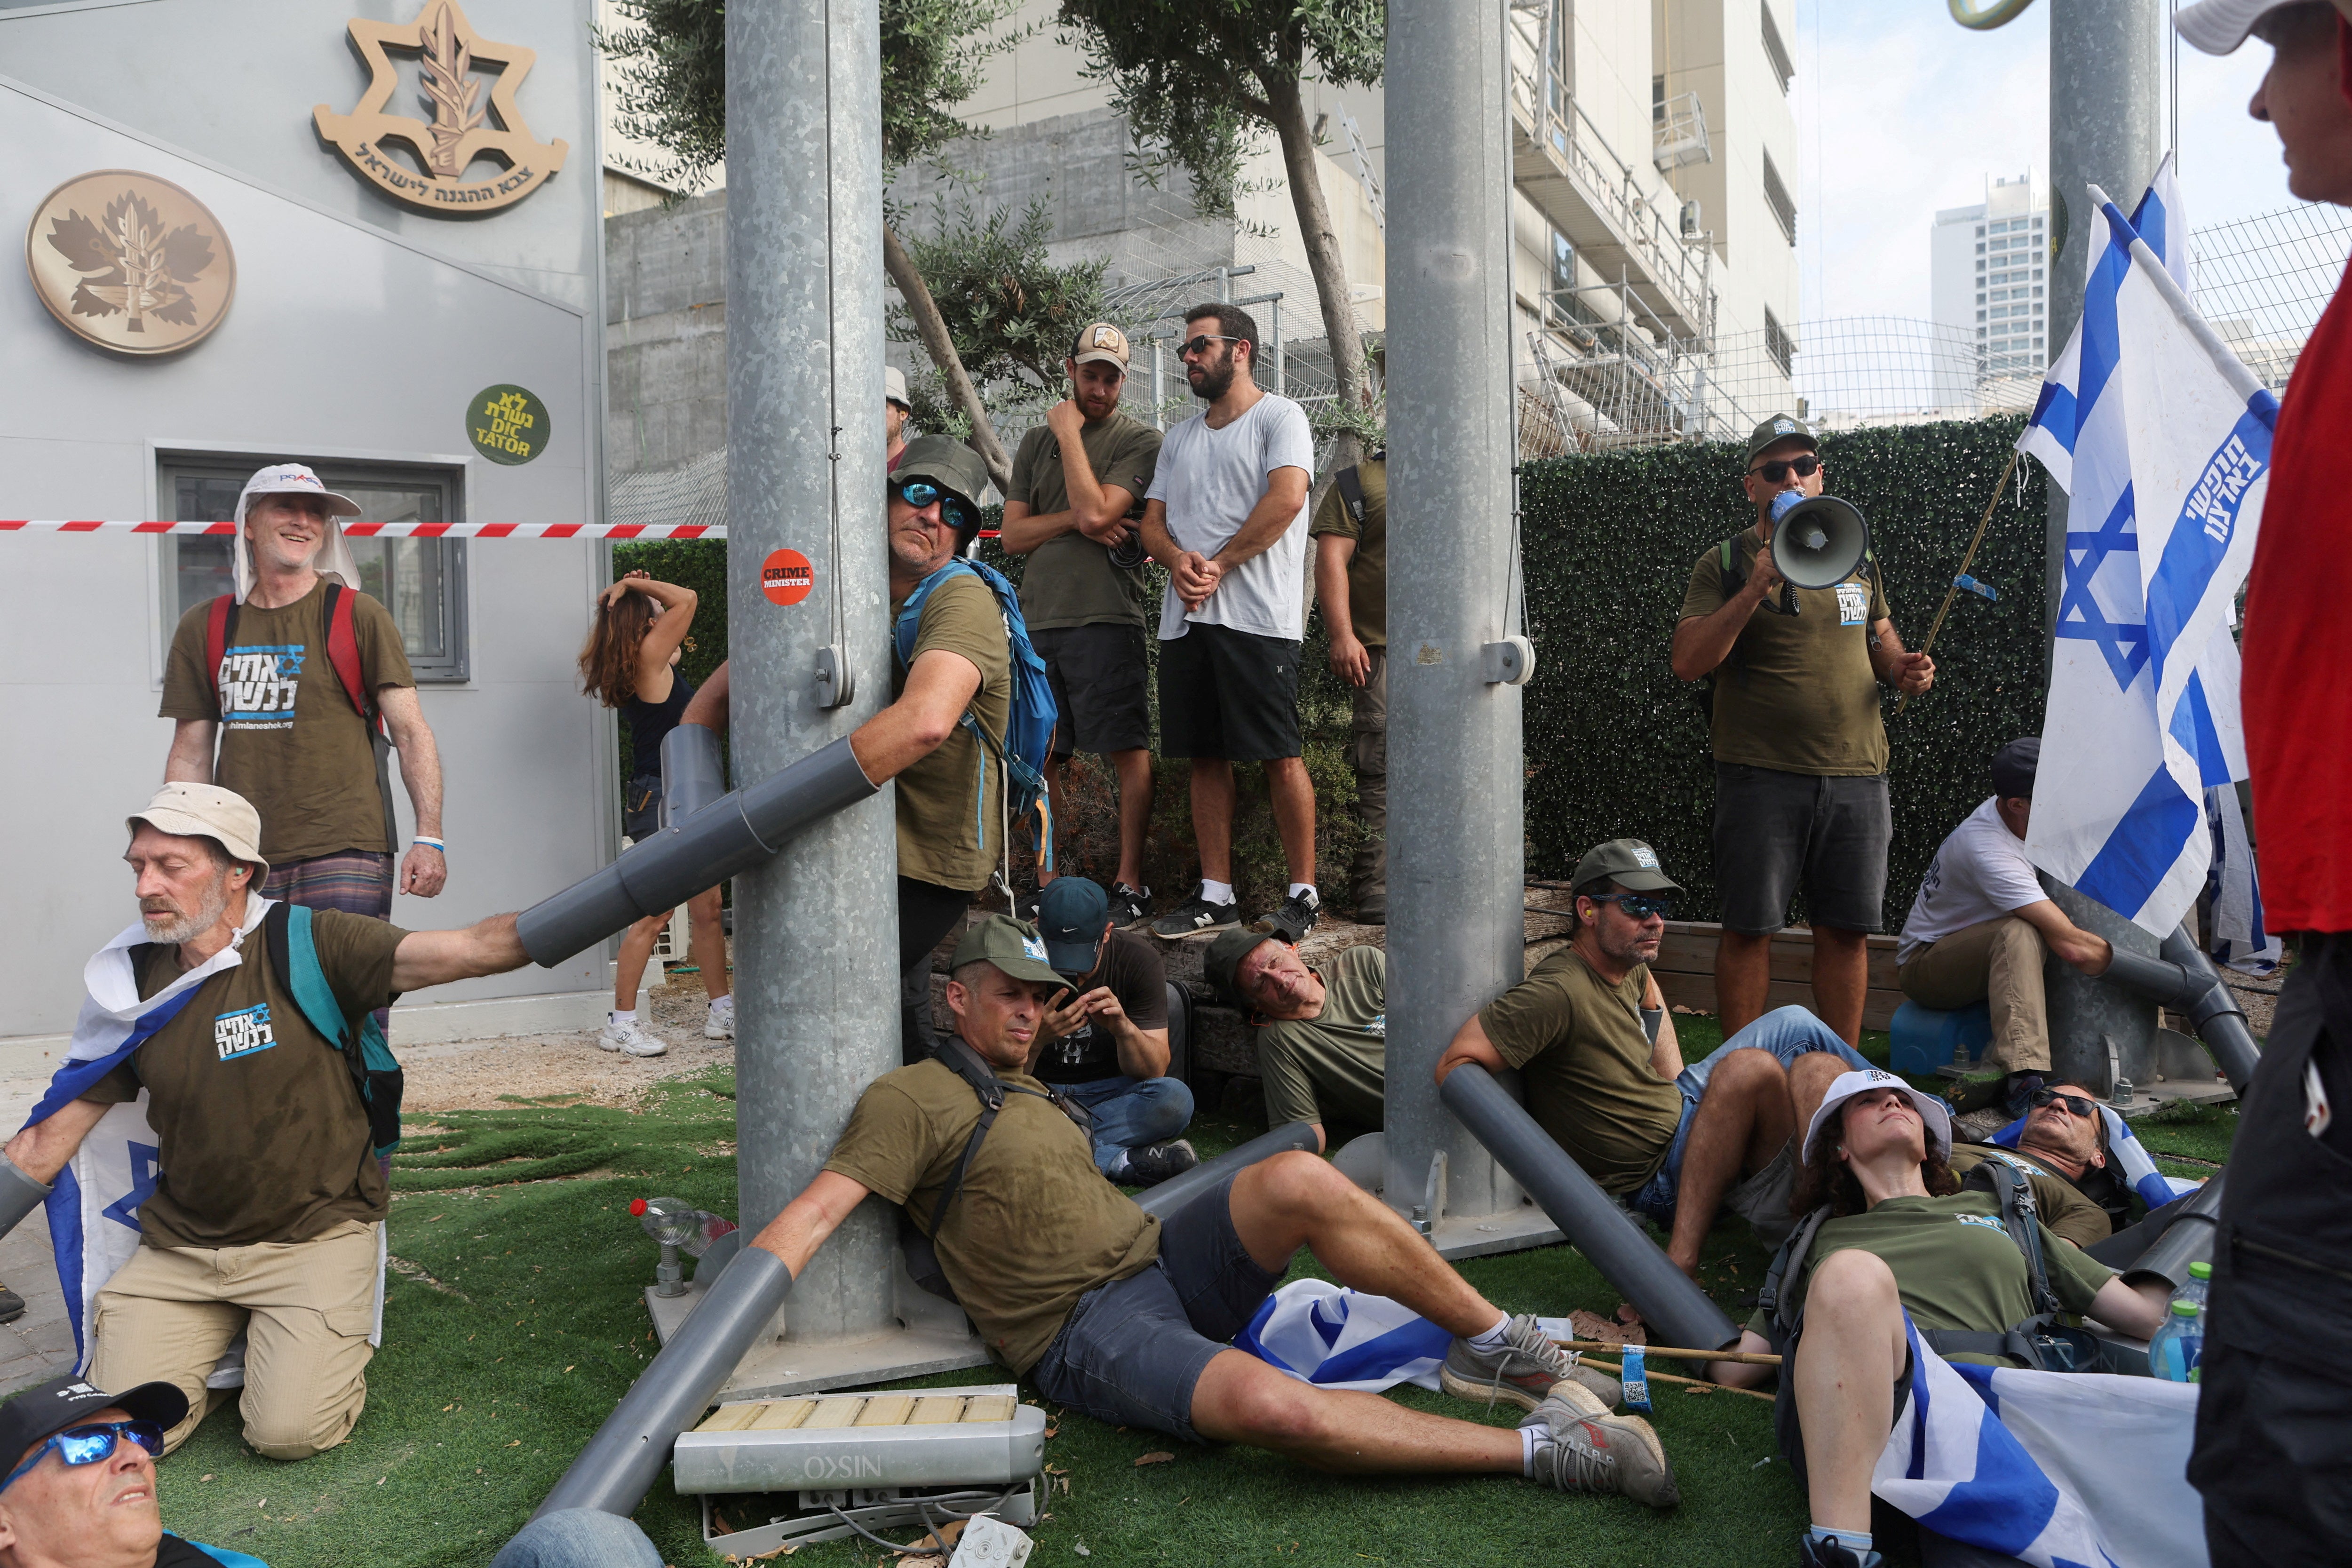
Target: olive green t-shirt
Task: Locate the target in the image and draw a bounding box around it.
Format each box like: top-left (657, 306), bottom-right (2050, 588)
top-left (1308, 458), bottom-right (1387, 648)
top-left (1744, 1190), bottom-right (2116, 1366)
top-left (1256, 944), bottom-right (1388, 1131)
top-left (85, 907), bottom-right (405, 1250)
top-left (891, 573), bottom-right (1012, 891)
top-left (159, 581), bottom-right (415, 863)
top-left (1947, 1145), bottom-right (2114, 1250)
top-left (1678, 530), bottom-right (1891, 776)
top-left (1477, 948), bottom-right (1683, 1194)
top-left (823, 1056), bottom-right (1162, 1373)
top-left (1008, 414), bottom-right (1162, 630)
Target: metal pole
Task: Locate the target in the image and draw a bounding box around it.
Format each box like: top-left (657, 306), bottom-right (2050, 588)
top-left (1269, 296), bottom-right (1284, 396)
top-left (1383, 0), bottom-right (1538, 1247)
top-left (2045, 0), bottom-right (2161, 636)
top-left (726, 0), bottom-right (898, 1353)
top-left (1152, 338), bottom-right (1164, 430)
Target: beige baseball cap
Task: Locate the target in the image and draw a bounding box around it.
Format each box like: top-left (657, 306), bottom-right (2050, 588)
top-left (1071, 322), bottom-right (1131, 371)
top-left (128, 782), bottom-right (268, 876)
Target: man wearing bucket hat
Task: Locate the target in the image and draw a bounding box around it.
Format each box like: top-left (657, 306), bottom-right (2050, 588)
top-left (0, 784), bottom-right (532, 1461)
top-left (886, 365), bottom-right (914, 470)
top-left (159, 463), bottom-right (448, 1055)
top-left (1707, 1070), bottom-right (2169, 1568)
top-left (1437, 839), bottom-right (1868, 1284)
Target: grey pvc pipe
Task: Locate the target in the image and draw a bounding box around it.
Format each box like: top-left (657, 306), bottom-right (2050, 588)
top-left (0, 1155), bottom-right (51, 1241)
top-left (2120, 1171), bottom-right (2225, 1290)
top-left (1135, 1122), bottom-right (1320, 1218)
top-left (1440, 1064), bottom-right (1740, 1353)
top-left (2157, 927), bottom-right (2262, 1093)
top-left (534, 1245), bottom-right (795, 1520)
top-left (659, 724), bottom-right (728, 831)
top-left (519, 737), bottom-right (877, 967)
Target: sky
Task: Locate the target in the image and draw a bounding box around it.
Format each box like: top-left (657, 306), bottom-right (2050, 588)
top-left (1791, 0), bottom-right (2300, 321)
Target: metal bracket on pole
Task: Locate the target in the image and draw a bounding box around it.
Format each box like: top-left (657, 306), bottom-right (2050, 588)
top-left (1481, 636), bottom-right (1535, 685)
top-left (814, 645), bottom-right (855, 709)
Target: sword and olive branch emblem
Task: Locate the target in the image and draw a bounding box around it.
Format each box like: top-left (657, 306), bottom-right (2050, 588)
top-left (24, 171), bottom-right (236, 356)
top-left (44, 190), bottom-right (215, 333)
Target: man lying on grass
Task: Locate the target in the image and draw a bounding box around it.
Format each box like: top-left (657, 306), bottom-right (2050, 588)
top-left (743, 914), bottom-right (1681, 1508)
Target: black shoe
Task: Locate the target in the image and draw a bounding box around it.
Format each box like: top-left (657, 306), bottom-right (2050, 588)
top-left (1949, 1069), bottom-right (2042, 1118)
top-left (1250, 887), bottom-right (1322, 943)
top-left (0, 1285), bottom-right (24, 1325)
top-left (1109, 882), bottom-right (1152, 927)
top-left (1152, 887), bottom-right (1240, 939)
top-left (1797, 1535), bottom-right (1881, 1568)
top-left (1017, 891), bottom-right (1042, 923)
top-left (1109, 1140), bottom-right (1199, 1187)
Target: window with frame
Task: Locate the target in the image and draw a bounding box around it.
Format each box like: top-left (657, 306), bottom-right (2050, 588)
top-left (1764, 306), bottom-right (1796, 379)
top-left (1761, 1), bottom-right (1796, 94)
top-left (159, 455), bottom-right (470, 681)
top-left (1762, 151), bottom-right (1797, 247)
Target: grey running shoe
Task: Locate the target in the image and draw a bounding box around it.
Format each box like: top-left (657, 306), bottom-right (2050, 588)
top-left (1109, 882), bottom-right (1153, 928)
top-left (1440, 1313), bottom-right (1622, 1413)
top-left (1249, 886), bottom-right (1322, 943)
top-left (1108, 1140), bottom-right (1199, 1187)
top-left (1522, 1389), bottom-right (1679, 1509)
top-left (1152, 887), bottom-right (1240, 939)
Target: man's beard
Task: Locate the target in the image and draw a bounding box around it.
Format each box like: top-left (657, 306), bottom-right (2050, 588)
top-left (141, 874), bottom-right (231, 945)
top-left (1188, 356), bottom-right (1236, 401)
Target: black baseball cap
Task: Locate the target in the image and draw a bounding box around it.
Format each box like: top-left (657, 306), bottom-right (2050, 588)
top-left (1205, 927), bottom-right (1280, 1009)
top-left (1569, 838), bottom-right (1684, 895)
top-left (1035, 877), bottom-right (1111, 973)
top-left (0, 1375), bottom-right (185, 1471)
top-left (1992, 737), bottom-right (2040, 801)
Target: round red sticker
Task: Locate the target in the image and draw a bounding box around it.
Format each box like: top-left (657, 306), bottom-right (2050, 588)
top-left (761, 549), bottom-right (815, 606)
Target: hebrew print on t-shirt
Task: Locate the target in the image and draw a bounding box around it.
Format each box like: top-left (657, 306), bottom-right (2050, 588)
top-left (216, 645), bottom-right (305, 729)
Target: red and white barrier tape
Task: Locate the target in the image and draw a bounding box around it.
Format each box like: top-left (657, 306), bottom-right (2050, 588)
top-left (0, 519), bottom-right (728, 538)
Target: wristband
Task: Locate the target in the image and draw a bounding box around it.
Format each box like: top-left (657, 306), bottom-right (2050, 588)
top-left (413, 837), bottom-right (446, 853)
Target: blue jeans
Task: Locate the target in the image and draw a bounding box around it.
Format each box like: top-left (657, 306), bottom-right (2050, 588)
top-left (1058, 1075), bottom-right (1195, 1172)
top-left (492, 1510), bottom-right (663, 1568)
top-left (1628, 1006), bottom-right (1868, 1225)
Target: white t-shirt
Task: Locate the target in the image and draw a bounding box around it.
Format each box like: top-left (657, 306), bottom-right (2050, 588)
top-left (1146, 392), bottom-right (1317, 641)
top-left (1897, 796), bottom-right (2051, 965)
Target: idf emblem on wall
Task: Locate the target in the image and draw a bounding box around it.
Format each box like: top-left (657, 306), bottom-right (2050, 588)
top-left (314, 0), bottom-right (569, 214)
top-left (24, 170), bottom-right (236, 356)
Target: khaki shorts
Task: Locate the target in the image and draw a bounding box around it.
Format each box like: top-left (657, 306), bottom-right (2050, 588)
top-left (1723, 1140), bottom-right (1799, 1246)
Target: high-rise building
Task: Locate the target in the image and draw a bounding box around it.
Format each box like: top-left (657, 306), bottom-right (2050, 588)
top-left (1931, 173), bottom-right (2047, 406)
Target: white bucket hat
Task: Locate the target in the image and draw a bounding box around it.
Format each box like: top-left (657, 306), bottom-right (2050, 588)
top-left (2175, 0), bottom-right (2316, 54)
top-left (1803, 1068), bottom-right (1954, 1165)
top-left (232, 462), bottom-right (364, 604)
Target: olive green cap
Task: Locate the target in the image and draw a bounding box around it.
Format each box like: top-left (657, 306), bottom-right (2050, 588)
top-left (1205, 927), bottom-right (1279, 1009)
top-left (949, 913), bottom-right (1064, 987)
top-left (1744, 414), bottom-right (1819, 469)
top-left (894, 435), bottom-right (989, 517)
top-left (1569, 838), bottom-right (1684, 896)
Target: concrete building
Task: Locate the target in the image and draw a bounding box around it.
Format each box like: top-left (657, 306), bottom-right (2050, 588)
top-left (3, 0), bottom-right (618, 1054)
top-left (1931, 173), bottom-right (2050, 407)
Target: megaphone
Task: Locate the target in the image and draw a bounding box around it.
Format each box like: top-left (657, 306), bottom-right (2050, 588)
top-left (1765, 490), bottom-right (1870, 613)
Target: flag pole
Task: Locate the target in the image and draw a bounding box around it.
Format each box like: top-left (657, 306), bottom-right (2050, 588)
top-left (1895, 445), bottom-right (2022, 718)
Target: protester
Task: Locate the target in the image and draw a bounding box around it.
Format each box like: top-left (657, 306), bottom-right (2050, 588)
top-left (1708, 1073), bottom-right (2168, 1568)
top-left (1206, 930), bottom-right (1385, 1155)
top-left (1029, 876), bottom-right (1198, 1185)
top-left (0, 1375), bottom-right (265, 1567)
top-left (3, 784), bottom-right (532, 1459)
top-left (1310, 448), bottom-right (1390, 922)
top-left (1896, 738), bottom-right (2114, 1114)
top-left (999, 323), bottom-right (1163, 927)
top-left (1670, 419), bottom-right (1934, 1045)
top-left (1436, 840), bottom-right (1867, 1281)
top-left (1140, 304), bottom-right (1322, 944)
top-left (576, 569), bottom-right (731, 1056)
top-left (2175, 4), bottom-right (2352, 1560)
top-left (886, 365), bottom-right (913, 471)
top-left (1947, 1083), bottom-right (2130, 1243)
top-left (739, 914), bottom-right (1679, 1506)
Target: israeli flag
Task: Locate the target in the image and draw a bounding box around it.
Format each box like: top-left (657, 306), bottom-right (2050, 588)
top-left (1875, 1316), bottom-right (2203, 1568)
top-left (1986, 1103), bottom-right (2201, 1212)
top-left (2017, 184), bottom-right (2279, 948)
top-left (1235, 1282), bottom-right (1453, 1393)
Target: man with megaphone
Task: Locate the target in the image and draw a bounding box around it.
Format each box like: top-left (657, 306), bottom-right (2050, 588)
top-left (1671, 416), bottom-right (1934, 1049)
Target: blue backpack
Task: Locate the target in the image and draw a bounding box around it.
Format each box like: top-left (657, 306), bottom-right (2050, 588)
top-left (262, 902), bottom-right (405, 1162)
top-left (892, 557), bottom-right (1060, 869)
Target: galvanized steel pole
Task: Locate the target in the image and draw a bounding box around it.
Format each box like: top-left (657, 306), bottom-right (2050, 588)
top-left (1383, 0), bottom-right (1528, 1228)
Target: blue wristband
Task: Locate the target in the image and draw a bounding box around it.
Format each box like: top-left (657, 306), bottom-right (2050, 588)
top-left (413, 837), bottom-right (446, 853)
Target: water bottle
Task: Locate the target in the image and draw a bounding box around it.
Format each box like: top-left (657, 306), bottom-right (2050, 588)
top-left (2150, 1300), bottom-right (2203, 1382)
top-left (2174, 1260), bottom-right (2211, 1317)
top-left (630, 1196), bottom-right (739, 1297)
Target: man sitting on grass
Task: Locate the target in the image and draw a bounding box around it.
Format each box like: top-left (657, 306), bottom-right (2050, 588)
top-left (742, 915), bottom-right (1681, 1508)
top-left (1204, 929), bottom-right (1386, 1155)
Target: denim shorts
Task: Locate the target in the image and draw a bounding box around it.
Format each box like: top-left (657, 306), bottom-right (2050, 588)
top-left (1027, 1171), bottom-right (1284, 1442)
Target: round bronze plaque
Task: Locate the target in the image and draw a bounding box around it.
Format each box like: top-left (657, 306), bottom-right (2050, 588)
top-left (24, 170), bottom-right (237, 356)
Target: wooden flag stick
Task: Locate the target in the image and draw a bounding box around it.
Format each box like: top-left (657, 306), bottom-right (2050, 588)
top-left (1556, 1339), bottom-right (1782, 1366)
top-left (1894, 445), bottom-right (2023, 718)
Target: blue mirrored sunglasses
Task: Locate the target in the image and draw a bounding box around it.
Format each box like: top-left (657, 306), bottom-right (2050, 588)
top-left (0, 1421), bottom-right (165, 1493)
top-left (1588, 892), bottom-right (1674, 922)
top-left (893, 480), bottom-right (975, 534)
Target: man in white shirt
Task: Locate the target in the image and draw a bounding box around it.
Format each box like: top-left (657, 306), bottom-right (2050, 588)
top-left (1140, 303), bottom-right (1321, 945)
top-left (1896, 737), bottom-right (2114, 1114)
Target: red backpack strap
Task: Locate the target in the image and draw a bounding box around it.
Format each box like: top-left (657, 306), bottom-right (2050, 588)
top-left (203, 594), bottom-right (238, 720)
top-left (322, 583), bottom-right (380, 730)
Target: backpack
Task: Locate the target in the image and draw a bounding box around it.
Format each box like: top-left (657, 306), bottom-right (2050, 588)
top-left (892, 558), bottom-right (1060, 875)
top-left (1693, 533), bottom-right (1878, 721)
top-left (899, 1037), bottom-right (1090, 1303)
top-left (205, 585), bottom-right (400, 855)
top-left (260, 901), bottom-right (405, 1162)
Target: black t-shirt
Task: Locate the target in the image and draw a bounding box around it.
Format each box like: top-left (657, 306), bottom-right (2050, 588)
top-left (1033, 929), bottom-right (1169, 1084)
top-left (2064, 1158), bottom-right (2134, 1234)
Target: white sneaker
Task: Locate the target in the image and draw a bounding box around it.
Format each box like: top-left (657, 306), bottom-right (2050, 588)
top-left (597, 1018), bottom-right (669, 1058)
top-left (703, 1004), bottom-right (735, 1043)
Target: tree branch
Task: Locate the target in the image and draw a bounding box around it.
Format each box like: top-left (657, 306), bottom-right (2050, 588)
top-left (883, 219), bottom-right (1013, 494)
top-left (1263, 73), bottom-right (1366, 466)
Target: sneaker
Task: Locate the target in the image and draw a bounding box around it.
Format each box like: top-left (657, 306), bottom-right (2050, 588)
top-left (1440, 1313), bottom-right (1622, 1413)
top-left (703, 1003), bottom-right (735, 1042)
top-left (1948, 1068), bottom-right (2042, 1118)
top-left (1797, 1535), bottom-right (1883, 1568)
top-left (1522, 1388), bottom-right (1678, 1508)
top-left (1109, 883), bottom-right (1153, 927)
top-left (597, 1018), bottom-right (669, 1058)
top-left (1152, 887), bottom-right (1240, 939)
top-left (1107, 1140), bottom-right (1199, 1187)
top-left (0, 1284), bottom-right (23, 1325)
top-left (1249, 886), bottom-right (1322, 943)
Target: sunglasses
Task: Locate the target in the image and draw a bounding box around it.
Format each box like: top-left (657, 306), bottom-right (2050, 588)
top-left (0, 1421), bottom-right (165, 1493)
top-left (1748, 454), bottom-right (1821, 483)
top-left (893, 480), bottom-right (976, 535)
top-left (2027, 1088), bottom-right (2099, 1120)
top-left (1586, 893), bottom-right (1675, 922)
top-left (1178, 334), bottom-right (1242, 359)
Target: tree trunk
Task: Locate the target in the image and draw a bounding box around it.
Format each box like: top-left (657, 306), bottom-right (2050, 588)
top-left (882, 220), bottom-right (1013, 494)
top-left (1263, 73), bottom-right (1366, 471)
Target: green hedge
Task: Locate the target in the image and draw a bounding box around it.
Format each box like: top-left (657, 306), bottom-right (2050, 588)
top-left (1517, 416), bottom-right (2050, 931)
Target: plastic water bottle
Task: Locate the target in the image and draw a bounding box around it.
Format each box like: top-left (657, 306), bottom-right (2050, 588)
top-left (2150, 1301), bottom-right (2203, 1382)
top-left (630, 1195), bottom-right (737, 1256)
top-left (2174, 1259), bottom-right (2211, 1317)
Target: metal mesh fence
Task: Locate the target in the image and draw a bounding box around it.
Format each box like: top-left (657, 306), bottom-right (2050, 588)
top-left (2193, 202), bottom-right (2352, 394)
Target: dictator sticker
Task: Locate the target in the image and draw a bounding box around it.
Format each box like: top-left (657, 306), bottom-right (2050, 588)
top-left (762, 549), bottom-right (815, 606)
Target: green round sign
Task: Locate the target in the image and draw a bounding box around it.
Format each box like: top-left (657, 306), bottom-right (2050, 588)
top-left (468, 383), bottom-right (551, 465)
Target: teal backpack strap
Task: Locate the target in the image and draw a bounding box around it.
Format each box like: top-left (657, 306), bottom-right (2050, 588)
top-left (263, 902), bottom-right (405, 1160)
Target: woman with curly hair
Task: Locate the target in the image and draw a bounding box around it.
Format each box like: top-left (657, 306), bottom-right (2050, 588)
top-left (578, 569), bottom-right (729, 1056)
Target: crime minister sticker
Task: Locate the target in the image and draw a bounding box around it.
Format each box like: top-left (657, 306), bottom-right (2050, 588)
top-left (468, 384), bottom-right (549, 465)
top-left (763, 549), bottom-right (815, 606)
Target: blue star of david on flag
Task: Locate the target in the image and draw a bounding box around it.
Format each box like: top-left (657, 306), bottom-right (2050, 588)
top-left (2055, 484), bottom-right (2149, 690)
top-left (100, 1142), bottom-right (159, 1232)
